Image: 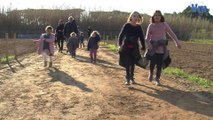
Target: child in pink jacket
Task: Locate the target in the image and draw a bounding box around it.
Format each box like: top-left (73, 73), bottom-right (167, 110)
top-left (34, 26), bottom-right (55, 67)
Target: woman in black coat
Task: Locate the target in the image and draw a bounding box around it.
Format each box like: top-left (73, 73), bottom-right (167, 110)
top-left (118, 11), bottom-right (146, 85)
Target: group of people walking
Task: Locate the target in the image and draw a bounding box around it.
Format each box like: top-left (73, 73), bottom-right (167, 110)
top-left (34, 15), bottom-right (100, 65)
top-left (118, 10), bottom-right (181, 86)
top-left (34, 10), bottom-right (181, 86)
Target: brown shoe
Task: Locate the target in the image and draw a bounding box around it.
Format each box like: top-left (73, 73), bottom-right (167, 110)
top-left (49, 62), bottom-right (52, 67)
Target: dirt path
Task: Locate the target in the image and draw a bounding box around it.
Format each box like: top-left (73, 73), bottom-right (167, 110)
top-left (0, 46), bottom-right (213, 120)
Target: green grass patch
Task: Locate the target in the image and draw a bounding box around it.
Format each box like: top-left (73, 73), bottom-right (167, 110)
top-left (0, 55), bottom-right (15, 63)
top-left (104, 43), bottom-right (118, 53)
top-left (188, 39), bottom-right (213, 44)
top-left (164, 67), bottom-right (213, 88)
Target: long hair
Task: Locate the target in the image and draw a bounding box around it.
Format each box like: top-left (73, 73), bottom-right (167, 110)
top-left (151, 10), bottom-right (165, 23)
top-left (127, 11), bottom-right (143, 24)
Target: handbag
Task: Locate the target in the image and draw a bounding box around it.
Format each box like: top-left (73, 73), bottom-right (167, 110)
top-left (144, 49), bottom-right (154, 60)
top-left (135, 56), bottom-right (149, 69)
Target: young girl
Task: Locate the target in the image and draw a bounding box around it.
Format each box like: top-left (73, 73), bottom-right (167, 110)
top-left (79, 32), bottom-right (85, 48)
top-left (34, 26), bottom-right (55, 67)
top-left (87, 31), bottom-right (100, 63)
top-left (118, 11), bottom-right (146, 85)
top-left (67, 32), bottom-right (78, 58)
top-left (145, 10), bottom-right (181, 86)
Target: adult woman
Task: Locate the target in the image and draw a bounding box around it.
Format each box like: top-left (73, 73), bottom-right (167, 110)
top-left (118, 11), bottom-right (146, 85)
top-left (56, 19), bottom-right (65, 53)
top-left (145, 10), bottom-right (181, 86)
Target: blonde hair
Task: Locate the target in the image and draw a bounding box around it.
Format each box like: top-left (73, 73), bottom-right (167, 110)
top-left (45, 25), bottom-right (53, 31)
top-left (90, 31), bottom-right (100, 37)
top-left (70, 32), bottom-right (77, 37)
top-left (127, 11), bottom-right (143, 24)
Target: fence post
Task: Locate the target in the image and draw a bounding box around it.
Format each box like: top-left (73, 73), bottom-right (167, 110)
top-left (103, 34), bottom-right (106, 45)
top-left (5, 33), bottom-right (9, 64)
top-left (0, 38), bottom-right (1, 69)
top-left (106, 35), bottom-right (109, 44)
top-left (115, 36), bottom-right (117, 46)
top-left (13, 33), bottom-right (17, 59)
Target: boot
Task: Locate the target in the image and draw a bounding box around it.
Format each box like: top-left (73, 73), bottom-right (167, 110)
top-left (49, 62), bottom-right (52, 67)
top-left (148, 73), bottom-right (153, 82)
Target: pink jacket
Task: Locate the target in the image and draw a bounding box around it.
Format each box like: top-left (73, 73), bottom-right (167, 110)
top-left (34, 33), bottom-right (55, 55)
top-left (145, 22), bottom-right (180, 54)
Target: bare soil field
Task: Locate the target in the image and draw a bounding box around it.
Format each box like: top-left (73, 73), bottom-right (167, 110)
top-left (0, 44), bottom-right (212, 120)
top-left (168, 41), bottom-right (213, 82)
top-left (0, 39), bottom-right (35, 58)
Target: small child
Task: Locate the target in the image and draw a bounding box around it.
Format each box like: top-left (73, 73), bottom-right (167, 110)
top-left (67, 32), bottom-right (78, 58)
top-left (79, 32), bottom-right (85, 48)
top-left (87, 31), bottom-right (100, 63)
top-left (34, 26), bottom-right (55, 67)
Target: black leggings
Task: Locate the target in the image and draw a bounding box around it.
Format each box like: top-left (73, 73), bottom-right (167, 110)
top-left (150, 53), bottom-right (164, 79)
top-left (57, 38), bottom-right (64, 51)
top-left (125, 48), bottom-right (136, 81)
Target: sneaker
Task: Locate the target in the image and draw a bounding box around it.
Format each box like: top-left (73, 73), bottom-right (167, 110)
top-left (155, 81), bottom-right (160, 86)
top-left (125, 81), bottom-right (130, 85)
top-left (130, 80), bottom-right (136, 84)
top-left (44, 61), bottom-right (47, 67)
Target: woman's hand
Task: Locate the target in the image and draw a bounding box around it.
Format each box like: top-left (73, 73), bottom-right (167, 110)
top-left (118, 46), bottom-right (122, 52)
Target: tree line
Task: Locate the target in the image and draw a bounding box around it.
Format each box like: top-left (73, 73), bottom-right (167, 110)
top-left (0, 7), bottom-right (213, 40)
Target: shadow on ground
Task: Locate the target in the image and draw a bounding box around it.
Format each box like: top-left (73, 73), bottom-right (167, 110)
top-left (130, 83), bottom-right (213, 117)
top-left (48, 67), bottom-right (93, 92)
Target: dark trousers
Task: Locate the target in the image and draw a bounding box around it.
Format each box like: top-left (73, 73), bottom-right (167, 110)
top-left (150, 53), bottom-right (164, 79)
top-left (125, 48), bottom-right (135, 81)
top-left (57, 37), bottom-right (64, 52)
top-left (71, 49), bottom-right (76, 57)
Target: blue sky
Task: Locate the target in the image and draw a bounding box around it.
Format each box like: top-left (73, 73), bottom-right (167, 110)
top-left (1, 0), bottom-right (213, 15)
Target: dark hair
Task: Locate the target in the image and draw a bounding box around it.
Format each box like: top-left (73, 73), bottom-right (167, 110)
top-left (151, 10), bottom-right (165, 23)
top-left (58, 19), bottom-right (63, 24)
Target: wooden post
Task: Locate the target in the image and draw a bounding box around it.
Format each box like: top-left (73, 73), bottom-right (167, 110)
top-left (106, 35), bottom-right (109, 44)
top-left (103, 34), bottom-right (106, 45)
top-left (5, 33), bottom-right (9, 64)
top-left (13, 33), bottom-right (17, 59)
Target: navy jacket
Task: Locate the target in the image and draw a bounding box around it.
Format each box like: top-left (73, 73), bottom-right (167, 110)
top-left (87, 35), bottom-right (100, 50)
